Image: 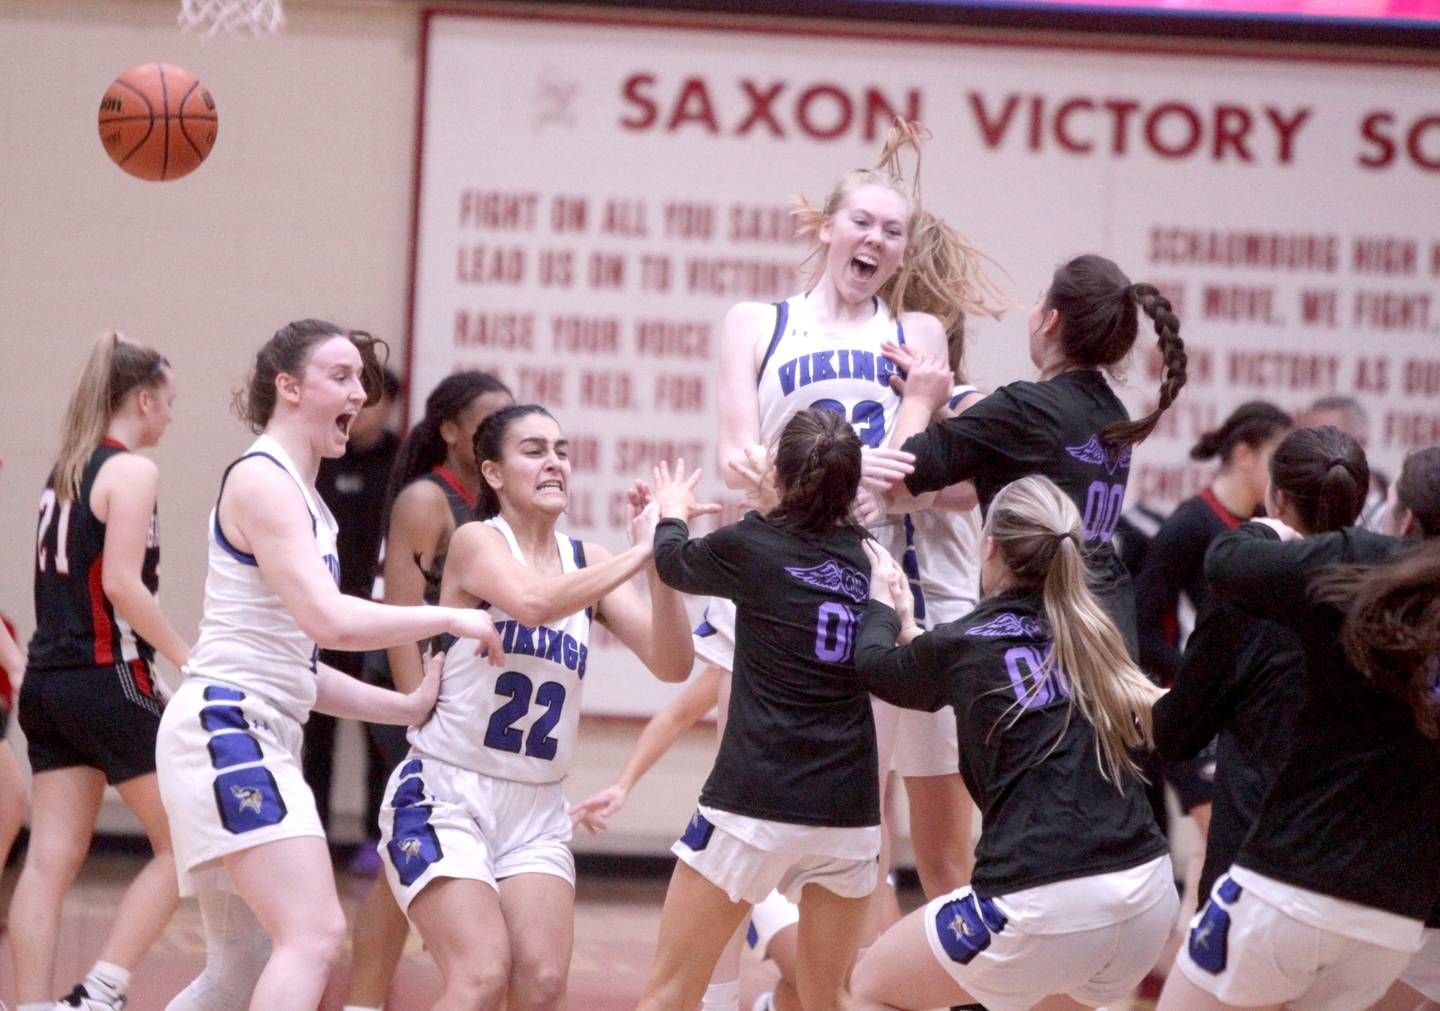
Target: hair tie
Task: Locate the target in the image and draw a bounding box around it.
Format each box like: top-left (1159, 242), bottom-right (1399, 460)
top-left (1327, 458), bottom-right (1350, 470)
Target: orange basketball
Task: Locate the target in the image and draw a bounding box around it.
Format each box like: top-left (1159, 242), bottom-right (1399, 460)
top-left (98, 63), bottom-right (218, 182)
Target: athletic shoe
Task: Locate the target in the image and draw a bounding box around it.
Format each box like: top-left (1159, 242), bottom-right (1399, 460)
top-left (53, 983), bottom-right (126, 1010)
top-left (750, 995), bottom-right (773, 1011)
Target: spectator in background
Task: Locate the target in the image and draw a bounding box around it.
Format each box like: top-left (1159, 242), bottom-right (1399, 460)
top-left (1303, 395), bottom-right (1389, 530)
top-left (305, 367), bottom-right (402, 833)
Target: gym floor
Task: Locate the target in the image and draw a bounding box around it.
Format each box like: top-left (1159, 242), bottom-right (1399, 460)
top-left (0, 852), bottom-right (1158, 1010)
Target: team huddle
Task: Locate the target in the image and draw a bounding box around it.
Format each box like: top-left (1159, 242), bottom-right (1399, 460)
top-left (6, 123), bottom-right (1439, 1011)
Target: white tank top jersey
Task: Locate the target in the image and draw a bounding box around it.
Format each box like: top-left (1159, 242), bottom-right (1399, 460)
top-left (408, 514), bottom-right (592, 784)
top-left (184, 435), bottom-right (340, 723)
top-left (756, 292), bottom-right (905, 449)
top-left (908, 383), bottom-right (984, 628)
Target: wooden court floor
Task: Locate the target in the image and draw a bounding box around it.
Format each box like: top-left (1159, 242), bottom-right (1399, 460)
top-left (0, 852), bottom-right (1158, 1010)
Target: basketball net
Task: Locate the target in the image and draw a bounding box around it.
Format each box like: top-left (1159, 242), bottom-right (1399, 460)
top-left (178, 0), bottom-right (284, 38)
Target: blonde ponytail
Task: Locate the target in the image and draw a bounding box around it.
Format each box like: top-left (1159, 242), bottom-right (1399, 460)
top-left (987, 476), bottom-right (1162, 786)
top-left (791, 119), bottom-right (1010, 331)
top-left (54, 332), bottom-right (166, 502)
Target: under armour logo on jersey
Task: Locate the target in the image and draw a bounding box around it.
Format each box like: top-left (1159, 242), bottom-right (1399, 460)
top-left (964, 612), bottom-right (1050, 639)
top-left (785, 560), bottom-right (868, 604)
top-left (1065, 435), bottom-right (1132, 476)
top-left (398, 837), bottom-right (423, 862)
top-left (230, 785), bottom-right (264, 814)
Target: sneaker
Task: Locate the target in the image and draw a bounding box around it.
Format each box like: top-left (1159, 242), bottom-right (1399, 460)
top-left (54, 984), bottom-right (126, 1010)
top-left (750, 994), bottom-right (772, 1011)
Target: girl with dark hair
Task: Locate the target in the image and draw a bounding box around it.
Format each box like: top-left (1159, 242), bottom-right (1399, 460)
top-left (156, 320), bottom-right (506, 1011)
top-left (1137, 400), bottom-right (1293, 685)
top-left (700, 125), bottom-right (1004, 1007)
top-left (886, 253), bottom-right (1188, 653)
top-left (1155, 430), bottom-right (1439, 1011)
top-left (1154, 425), bottom-right (1364, 911)
top-left (13, 331), bottom-right (187, 1011)
top-left (638, 408), bottom-right (882, 1011)
top-left (377, 403), bottom-right (693, 1011)
top-left (1385, 445), bottom-right (1440, 540)
top-left (344, 370), bottom-right (513, 1011)
top-left (850, 474), bottom-right (1173, 1011)
top-left (1133, 400), bottom-right (1292, 964)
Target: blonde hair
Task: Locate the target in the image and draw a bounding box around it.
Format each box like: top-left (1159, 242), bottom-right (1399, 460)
top-left (985, 475), bottom-right (1162, 785)
top-left (54, 332), bottom-right (167, 503)
top-left (792, 119), bottom-right (1010, 335)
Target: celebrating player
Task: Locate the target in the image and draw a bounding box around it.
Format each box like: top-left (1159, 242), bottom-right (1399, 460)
top-left (376, 403), bottom-right (693, 1011)
top-left (157, 320), bottom-right (504, 1011)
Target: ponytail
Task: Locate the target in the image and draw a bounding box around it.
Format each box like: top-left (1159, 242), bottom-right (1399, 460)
top-left (55, 332), bottom-right (167, 502)
top-left (986, 476), bottom-right (1163, 785)
top-left (1099, 284), bottom-right (1186, 447)
top-left (381, 370), bottom-right (512, 530)
top-left (769, 407), bottom-right (866, 535)
top-left (1269, 426), bottom-right (1368, 534)
top-left (792, 119), bottom-right (1009, 334)
top-left (1189, 400), bottom-right (1292, 463)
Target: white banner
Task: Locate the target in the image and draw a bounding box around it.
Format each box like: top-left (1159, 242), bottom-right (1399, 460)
top-left (411, 10), bottom-right (1440, 715)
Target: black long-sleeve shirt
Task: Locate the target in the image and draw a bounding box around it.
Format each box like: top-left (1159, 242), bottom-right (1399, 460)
top-left (653, 514), bottom-right (879, 828)
top-left (900, 369), bottom-right (1138, 653)
top-left (856, 591), bottom-right (1167, 896)
top-left (1206, 523), bottom-right (1440, 921)
top-left (1135, 489), bottom-right (1244, 685)
top-left (1152, 598), bottom-right (1305, 900)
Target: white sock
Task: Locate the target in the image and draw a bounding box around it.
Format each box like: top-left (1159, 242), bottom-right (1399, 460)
top-left (342, 1006), bottom-right (384, 1011)
top-left (701, 980), bottom-right (740, 1011)
top-left (85, 961), bottom-right (132, 1000)
top-left (19, 1003), bottom-right (53, 1011)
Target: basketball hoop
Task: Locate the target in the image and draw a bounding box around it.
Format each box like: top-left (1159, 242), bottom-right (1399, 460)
top-left (178, 0), bottom-right (284, 38)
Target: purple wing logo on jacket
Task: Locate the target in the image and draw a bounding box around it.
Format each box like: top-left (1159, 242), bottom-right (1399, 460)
top-left (964, 613), bottom-right (1049, 638)
top-left (784, 560), bottom-right (869, 604)
top-left (1066, 435), bottom-right (1132, 476)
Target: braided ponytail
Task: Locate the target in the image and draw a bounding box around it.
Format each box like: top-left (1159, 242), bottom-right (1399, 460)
top-left (1101, 284), bottom-right (1187, 447)
top-left (770, 408), bottom-right (865, 535)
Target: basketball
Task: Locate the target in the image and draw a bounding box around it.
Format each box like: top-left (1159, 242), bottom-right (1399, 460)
top-left (97, 62), bottom-right (217, 182)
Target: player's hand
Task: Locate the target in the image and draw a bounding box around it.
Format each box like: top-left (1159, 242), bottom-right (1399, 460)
top-left (727, 442), bottom-right (779, 512)
top-left (448, 610), bottom-right (506, 666)
top-left (570, 784), bottom-right (629, 834)
top-left (863, 540), bottom-right (898, 607)
top-left (406, 650), bottom-right (444, 726)
top-left (652, 459), bottom-right (722, 524)
top-left (853, 487), bottom-right (888, 526)
top-left (859, 446), bottom-right (916, 494)
top-left (625, 479), bottom-right (657, 547)
top-left (882, 342), bottom-right (952, 412)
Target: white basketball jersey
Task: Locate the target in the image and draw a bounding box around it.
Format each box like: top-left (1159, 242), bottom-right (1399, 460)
top-left (756, 293), bottom-right (905, 448)
top-left (907, 384), bottom-right (984, 627)
top-left (185, 435), bottom-right (340, 723)
top-left (408, 515), bottom-right (592, 784)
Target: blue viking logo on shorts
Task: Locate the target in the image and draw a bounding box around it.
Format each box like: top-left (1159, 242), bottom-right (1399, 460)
top-left (934, 893), bottom-right (1008, 966)
top-left (784, 560), bottom-right (869, 604)
top-left (212, 767), bottom-right (287, 835)
top-left (398, 836), bottom-right (423, 863)
top-left (231, 785), bottom-right (264, 814)
top-left (1066, 435), bottom-right (1133, 476)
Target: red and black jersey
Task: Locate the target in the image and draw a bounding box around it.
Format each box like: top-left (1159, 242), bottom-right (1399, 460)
top-left (28, 440), bottom-right (160, 676)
